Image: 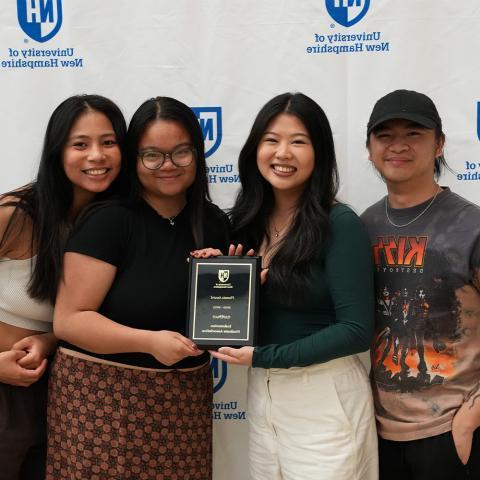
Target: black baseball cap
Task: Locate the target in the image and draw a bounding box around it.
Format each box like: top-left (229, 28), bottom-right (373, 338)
top-left (367, 89), bottom-right (442, 135)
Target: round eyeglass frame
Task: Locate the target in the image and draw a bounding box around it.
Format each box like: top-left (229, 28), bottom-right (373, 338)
top-left (138, 146), bottom-right (196, 170)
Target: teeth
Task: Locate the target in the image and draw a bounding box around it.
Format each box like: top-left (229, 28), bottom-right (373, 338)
top-left (84, 168), bottom-right (108, 175)
top-left (273, 165), bottom-right (295, 173)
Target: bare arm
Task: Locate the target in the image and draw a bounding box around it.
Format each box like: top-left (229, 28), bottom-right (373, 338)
top-left (452, 382), bottom-right (480, 464)
top-left (0, 197), bottom-right (35, 259)
top-left (54, 252), bottom-right (202, 366)
top-left (452, 266), bottom-right (480, 464)
top-left (0, 202), bottom-right (16, 257)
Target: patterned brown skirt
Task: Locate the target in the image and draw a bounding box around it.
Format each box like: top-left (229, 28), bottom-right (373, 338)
top-left (46, 349), bottom-right (212, 480)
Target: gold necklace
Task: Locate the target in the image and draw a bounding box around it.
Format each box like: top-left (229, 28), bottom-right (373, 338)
top-left (271, 217), bottom-right (292, 238)
top-left (272, 223), bottom-right (282, 238)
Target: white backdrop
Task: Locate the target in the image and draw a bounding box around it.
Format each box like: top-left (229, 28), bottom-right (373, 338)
top-left (2, 1), bottom-right (480, 478)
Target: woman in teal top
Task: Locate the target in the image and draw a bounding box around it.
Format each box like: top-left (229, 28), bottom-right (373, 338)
top-left (210, 92), bottom-right (378, 479)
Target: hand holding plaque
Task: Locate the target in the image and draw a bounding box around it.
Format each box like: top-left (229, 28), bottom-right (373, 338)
top-left (187, 256), bottom-right (260, 348)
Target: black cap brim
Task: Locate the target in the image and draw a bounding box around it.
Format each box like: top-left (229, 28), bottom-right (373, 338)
top-left (367, 112), bottom-right (438, 135)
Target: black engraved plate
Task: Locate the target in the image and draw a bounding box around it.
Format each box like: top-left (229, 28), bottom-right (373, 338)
top-left (187, 256), bottom-right (260, 348)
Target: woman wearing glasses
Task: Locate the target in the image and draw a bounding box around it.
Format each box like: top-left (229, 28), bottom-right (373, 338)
top-left (47, 97), bottom-right (229, 479)
top-left (0, 94), bottom-right (127, 480)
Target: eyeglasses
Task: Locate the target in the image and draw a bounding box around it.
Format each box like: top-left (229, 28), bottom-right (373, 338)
top-left (138, 146), bottom-right (196, 170)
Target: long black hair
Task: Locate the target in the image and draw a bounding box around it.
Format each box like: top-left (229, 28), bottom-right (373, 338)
top-left (230, 92), bottom-right (339, 299)
top-left (0, 94), bottom-right (128, 303)
top-left (126, 96), bottom-right (211, 247)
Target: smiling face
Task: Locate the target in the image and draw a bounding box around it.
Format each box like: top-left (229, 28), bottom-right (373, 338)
top-left (368, 119), bottom-right (444, 188)
top-left (256, 113), bottom-right (315, 199)
top-left (136, 119), bottom-right (196, 209)
top-left (62, 110), bottom-right (121, 208)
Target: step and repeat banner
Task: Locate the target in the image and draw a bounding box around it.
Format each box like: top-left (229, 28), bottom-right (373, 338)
top-left (1, 1), bottom-right (480, 478)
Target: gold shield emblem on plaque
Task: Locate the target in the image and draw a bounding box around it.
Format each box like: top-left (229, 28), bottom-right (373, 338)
top-left (218, 269), bottom-right (230, 283)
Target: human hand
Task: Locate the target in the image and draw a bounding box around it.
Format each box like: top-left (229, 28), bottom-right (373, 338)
top-left (190, 247), bottom-right (223, 259)
top-left (226, 244), bottom-right (254, 256)
top-left (209, 346), bottom-right (253, 366)
top-left (13, 333), bottom-right (57, 369)
top-left (0, 350), bottom-right (47, 387)
top-left (226, 244), bottom-right (268, 284)
top-left (190, 244), bottom-right (267, 284)
top-left (190, 244), bottom-right (256, 258)
top-left (260, 268), bottom-right (268, 285)
top-left (148, 330), bottom-right (203, 366)
top-left (452, 396), bottom-right (480, 464)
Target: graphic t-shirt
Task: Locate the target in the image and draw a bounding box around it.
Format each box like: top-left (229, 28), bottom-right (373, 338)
top-left (361, 188), bottom-right (480, 441)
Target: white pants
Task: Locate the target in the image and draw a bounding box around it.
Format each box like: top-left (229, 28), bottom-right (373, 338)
top-left (247, 355), bottom-right (378, 480)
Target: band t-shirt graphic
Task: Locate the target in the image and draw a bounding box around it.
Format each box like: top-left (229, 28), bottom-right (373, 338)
top-left (361, 188), bottom-right (480, 441)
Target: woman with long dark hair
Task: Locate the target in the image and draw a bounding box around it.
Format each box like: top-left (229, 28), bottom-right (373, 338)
top-left (210, 92), bottom-right (378, 479)
top-left (0, 94), bottom-right (127, 480)
top-left (47, 96), bottom-right (229, 479)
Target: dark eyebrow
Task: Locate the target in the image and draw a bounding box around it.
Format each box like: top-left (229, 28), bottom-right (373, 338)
top-left (262, 131), bottom-right (310, 138)
top-left (69, 132), bottom-right (116, 140)
top-left (139, 142), bottom-right (192, 152)
top-left (291, 132), bottom-right (310, 138)
top-left (262, 131), bottom-right (279, 136)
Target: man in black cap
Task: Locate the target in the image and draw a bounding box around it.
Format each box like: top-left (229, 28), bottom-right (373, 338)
top-left (361, 89), bottom-right (480, 479)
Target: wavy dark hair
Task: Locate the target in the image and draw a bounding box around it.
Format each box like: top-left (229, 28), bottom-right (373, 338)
top-left (230, 92), bottom-right (339, 299)
top-left (126, 96), bottom-right (211, 247)
top-left (0, 94), bottom-right (128, 303)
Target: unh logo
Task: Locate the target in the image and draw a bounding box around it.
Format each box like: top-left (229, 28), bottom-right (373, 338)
top-left (192, 107), bottom-right (223, 158)
top-left (218, 269), bottom-right (230, 283)
top-left (325, 0), bottom-right (370, 27)
top-left (17, 0), bottom-right (62, 43)
top-left (211, 358), bottom-right (228, 393)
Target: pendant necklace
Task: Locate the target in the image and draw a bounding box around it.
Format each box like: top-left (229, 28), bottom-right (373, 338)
top-left (385, 185), bottom-right (441, 228)
top-left (145, 197), bottom-right (180, 226)
top-left (273, 223), bottom-right (282, 238)
top-left (272, 217), bottom-right (292, 238)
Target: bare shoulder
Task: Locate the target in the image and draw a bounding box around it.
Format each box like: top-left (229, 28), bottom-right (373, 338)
top-left (0, 197), bottom-right (34, 258)
top-left (0, 198), bottom-right (17, 232)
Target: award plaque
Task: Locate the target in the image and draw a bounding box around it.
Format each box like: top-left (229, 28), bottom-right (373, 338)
top-left (187, 256), bottom-right (260, 348)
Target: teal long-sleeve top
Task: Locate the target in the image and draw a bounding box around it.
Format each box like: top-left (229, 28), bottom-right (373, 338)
top-left (252, 204), bottom-right (374, 369)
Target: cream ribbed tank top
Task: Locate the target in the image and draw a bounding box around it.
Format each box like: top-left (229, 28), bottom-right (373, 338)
top-left (0, 256), bottom-right (53, 332)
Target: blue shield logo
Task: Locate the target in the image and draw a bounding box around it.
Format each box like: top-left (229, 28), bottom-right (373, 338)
top-left (211, 358), bottom-right (228, 393)
top-left (477, 102), bottom-right (480, 141)
top-left (192, 107), bottom-right (223, 158)
top-left (17, 0), bottom-right (62, 43)
top-left (325, 0), bottom-right (370, 27)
